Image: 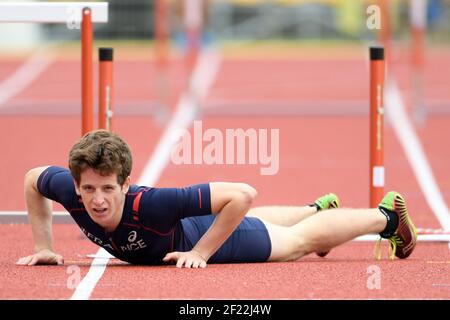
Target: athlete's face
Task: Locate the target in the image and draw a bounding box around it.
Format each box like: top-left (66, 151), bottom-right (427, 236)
top-left (75, 167), bottom-right (130, 231)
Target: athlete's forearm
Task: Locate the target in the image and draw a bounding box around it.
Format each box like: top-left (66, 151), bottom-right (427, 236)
top-left (192, 192), bottom-right (253, 260)
top-left (24, 168), bottom-right (54, 253)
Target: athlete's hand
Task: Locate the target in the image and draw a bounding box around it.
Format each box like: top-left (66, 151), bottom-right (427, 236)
top-left (163, 250), bottom-right (207, 268)
top-left (16, 249), bottom-right (64, 266)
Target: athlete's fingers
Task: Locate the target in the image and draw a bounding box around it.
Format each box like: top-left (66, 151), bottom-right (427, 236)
top-left (16, 256), bottom-right (26, 265)
top-left (176, 256), bottom-right (186, 268)
top-left (199, 261), bottom-right (207, 268)
top-left (163, 252), bottom-right (178, 262)
top-left (184, 258), bottom-right (193, 269)
top-left (192, 260), bottom-right (200, 269)
top-left (56, 255), bottom-right (64, 265)
top-left (183, 258), bottom-right (191, 268)
top-left (16, 255), bottom-right (31, 265)
top-left (28, 255), bottom-right (39, 266)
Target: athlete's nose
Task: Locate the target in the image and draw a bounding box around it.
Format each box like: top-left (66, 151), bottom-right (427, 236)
top-left (92, 190), bottom-right (105, 206)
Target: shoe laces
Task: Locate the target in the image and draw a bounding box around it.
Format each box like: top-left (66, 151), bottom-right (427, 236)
top-left (374, 235), bottom-right (402, 260)
top-left (374, 237), bottom-right (383, 260)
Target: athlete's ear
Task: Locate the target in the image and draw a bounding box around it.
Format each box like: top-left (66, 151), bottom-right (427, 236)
top-left (122, 176), bottom-right (131, 194)
top-left (73, 180), bottom-right (81, 196)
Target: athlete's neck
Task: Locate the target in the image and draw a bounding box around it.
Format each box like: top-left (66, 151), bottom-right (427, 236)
top-left (103, 198), bottom-right (125, 232)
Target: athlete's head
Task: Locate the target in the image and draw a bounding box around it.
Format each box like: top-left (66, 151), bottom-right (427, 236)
top-left (68, 130), bottom-right (133, 230)
top-left (69, 129), bottom-right (132, 187)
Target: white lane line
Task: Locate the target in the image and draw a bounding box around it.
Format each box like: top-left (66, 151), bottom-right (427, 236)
top-left (138, 47), bottom-right (221, 185)
top-left (69, 254), bottom-right (112, 300)
top-left (355, 234), bottom-right (450, 242)
top-left (385, 79), bottom-right (450, 247)
top-left (0, 48), bottom-right (54, 108)
top-left (70, 47), bottom-right (222, 300)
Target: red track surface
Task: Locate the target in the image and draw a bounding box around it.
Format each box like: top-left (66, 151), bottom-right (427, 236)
top-left (0, 44), bottom-right (449, 299)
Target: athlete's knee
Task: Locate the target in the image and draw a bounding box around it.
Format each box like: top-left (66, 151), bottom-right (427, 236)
top-left (288, 234), bottom-right (311, 260)
top-left (296, 230), bottom-right (330, 255)
top-left (283, 227), bottom-right (329, 259)
top-left (236, 183), bottom-right (258, 203)
top-left (270, 231), bottom-right (310, 262)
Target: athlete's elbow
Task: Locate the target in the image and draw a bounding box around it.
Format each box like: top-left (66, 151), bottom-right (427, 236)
top-left (24, 168), bottom-right (38, 191)
top-left (244, 184), bottom-right (258, 201)
top-left (236, 183), bottom-right (257, 206)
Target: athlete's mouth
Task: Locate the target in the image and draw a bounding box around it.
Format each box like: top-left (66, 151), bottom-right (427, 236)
top-left (93, 208), bottom-right (108, 215)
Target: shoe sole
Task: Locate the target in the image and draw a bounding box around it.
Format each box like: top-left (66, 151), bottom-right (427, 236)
top-left (393, 193), bottom-right (417, 259)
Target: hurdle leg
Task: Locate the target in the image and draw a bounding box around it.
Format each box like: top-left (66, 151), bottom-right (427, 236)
top-left (99, 48), bottom-right (114, 131)
top-left (81, 7), bottom-right (94, 136)
top-left (369, 46), bottom-right (385, 208)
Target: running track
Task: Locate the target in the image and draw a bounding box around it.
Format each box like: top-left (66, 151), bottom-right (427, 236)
top-left (0, 43), bottom-right (449, 299)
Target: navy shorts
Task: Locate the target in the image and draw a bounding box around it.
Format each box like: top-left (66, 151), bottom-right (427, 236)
top-left (178, 215), bottom-right (272, 263)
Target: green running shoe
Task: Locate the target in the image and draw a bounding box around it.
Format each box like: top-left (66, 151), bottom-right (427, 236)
top-left (314, 193), bottom-right (340, 257)
top-left (314, 193), bottom-right (340, 211)
top-left (375, 191), bottom-right (418, 260)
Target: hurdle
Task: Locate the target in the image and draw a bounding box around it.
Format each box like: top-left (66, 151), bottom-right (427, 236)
top-left (99, 48), bottom-right (114, 131)
top-left (369, 46), bottom-right (385, 208)
top-left (0, 2), bottom-right (108, 136)
top-left (183, 0), bottom-right (203, 78)
top-left (154, 0), bottom-right (170, 121)
top-left (410, 0), bottom-right (427, 124)
top-left (367, 45), bottom-right (450, 243)
top-left (377, 0), bottom-right (392, 62)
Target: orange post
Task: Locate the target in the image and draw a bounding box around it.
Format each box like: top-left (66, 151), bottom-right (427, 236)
top-left (411, 28), bottom-right (425, 71)
top-left (410, 0), bottom-right (427, 123)
top-left (378, 0), bottom-right (392, 62)
top-left (99, 48), bottom-right (114, 131)
top-left (369, 47), bottom-right (385, 208)
top-left (155, 0), bottom-right (170, 121)
top-left (410, 0), bottom-right (426, 69)
top-left (155, 0), bottom-right (169, 66)
top-left (81, 7), bottom-right (94, 136)
top-left (184, 0), bottom-right (202, 76)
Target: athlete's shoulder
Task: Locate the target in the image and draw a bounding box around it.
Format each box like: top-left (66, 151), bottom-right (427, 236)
top-left (125, 185), bottom-right (153, 210)
top-left (38, 165), bottom-right (70, 179)
top-left (37, 166), bottom-right (76, 202)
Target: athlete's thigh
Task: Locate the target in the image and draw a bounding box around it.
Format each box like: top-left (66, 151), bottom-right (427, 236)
top-left (181, 215), bottom-right (271, 263)
top-left (259, 219), bottom-right (305, 262)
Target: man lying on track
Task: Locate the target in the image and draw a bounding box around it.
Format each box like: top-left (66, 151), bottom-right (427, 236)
top-left (17, 130), bottom-right (417, 268)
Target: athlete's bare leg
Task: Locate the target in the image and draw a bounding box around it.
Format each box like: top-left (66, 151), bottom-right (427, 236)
top-left (263, 208), bottom-right (387, 262)
top-left (246, 206), bottom-right (317, 226)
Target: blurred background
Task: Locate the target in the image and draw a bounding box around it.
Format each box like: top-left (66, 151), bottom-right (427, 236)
top-left (0, 0), bottom-right (449, 210)
top-left (1, 0), bottom-right (449, 44)
top-left (1, 0), bottom-right (449, 119)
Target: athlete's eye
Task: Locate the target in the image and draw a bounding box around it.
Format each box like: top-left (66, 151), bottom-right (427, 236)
top-left (104, 186), bottom-right (115, 192)
top-left (82, 186), bottom-right (94, 192)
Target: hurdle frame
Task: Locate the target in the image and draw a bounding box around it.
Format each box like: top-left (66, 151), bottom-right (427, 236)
top-left (410, 0), bottom-right (427, 124)
top-left (369, 46), bottom-right (385, 208)
top-left (0, 2), bottom-right (109, 136)
top-left (98, 47), bottom-right (114, 131)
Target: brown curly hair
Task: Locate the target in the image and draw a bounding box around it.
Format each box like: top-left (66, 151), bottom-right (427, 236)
top-left (69, 130), bottom-right (132, 186)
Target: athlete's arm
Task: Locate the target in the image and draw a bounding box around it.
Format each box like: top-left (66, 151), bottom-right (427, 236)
top-left (163, 182), bottom-right (257, 268)
top-left (16, 166), bottom-right (63, 266)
